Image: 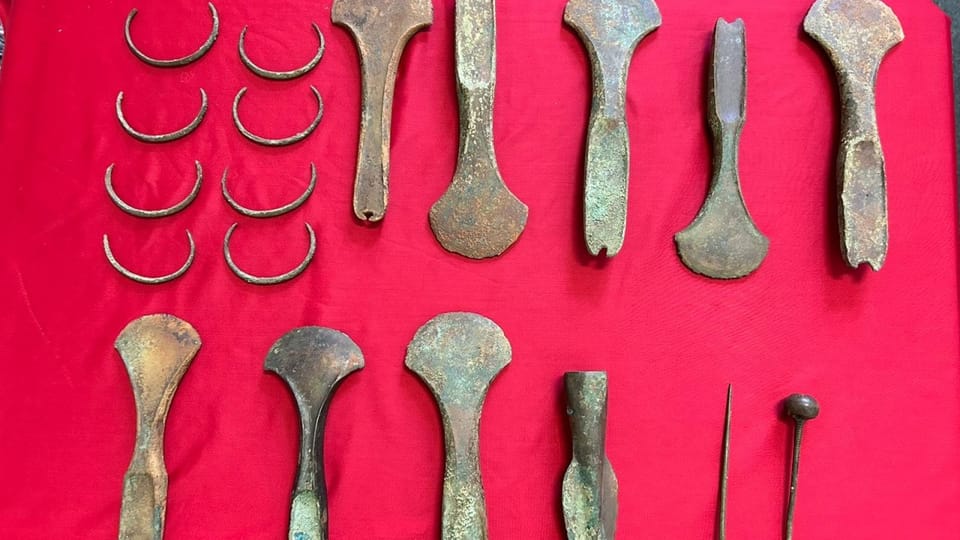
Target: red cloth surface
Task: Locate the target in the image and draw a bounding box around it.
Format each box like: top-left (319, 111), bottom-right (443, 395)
top-left (1, 0), bottom-right (958, 538)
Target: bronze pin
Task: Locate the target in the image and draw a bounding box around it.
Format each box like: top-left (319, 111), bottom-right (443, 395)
top-left (716, 385), bottom-right (732, 540)
top-left (115, 314), bottom-right (201, 540)
top-left (783, 394), bottom-right (820, 540)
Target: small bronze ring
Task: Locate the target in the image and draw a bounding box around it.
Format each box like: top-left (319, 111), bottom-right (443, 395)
top-left (125, 3), bottom-right (220, 67)
top-left (117, 89), bottom-right (208, 143)
top-left (232, 86), bottom-right (323, 147)
top-left (105, 161), bottom-right (203, 218)
top-left (104, 230), bottom-right (196, 284)
top-left (223, 223), bottom-right (316, 285)
top-left (221, 163), bottom-right (317, 218)
top-left (238, 23), bottom-right (325, 80)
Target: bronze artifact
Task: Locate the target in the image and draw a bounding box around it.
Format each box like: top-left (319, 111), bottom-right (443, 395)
top-left (265, 327), bottom-right (364, 540)
top-left (232, 86), bottom-right (323, 147)
top-left (239, 23), bottom-right (325, 80)
top-left (675, 19), bottom-right (769, 280)
top-left (124, 3), bottom-right (219, 68)
top-left (783, 394), bottom-right (820, 540)
top-left (562, 372), bottom-right (618, 540)
top-left (115, 314), bottom-right (201, 540)
top-left (104, 230), bottom-right (196, 285)
top-left (429, 0), bottom-right (528, 259)
top-left (564, 0), bottom-right (661, 258)
top-left (804, 0), bottom-right (903, 271)
top-left (221, 164), bottom-right (317, 218)
top-left (106, 162), bottom-right (203, 219)
top-left (223, 223), bottom-right (317, 285)
top-left (405, 312), bottom-right (512, 539)
top-left (117, 89), bottom-right (209, 143)
top-left (332, 0), bottom-right (433, 222)
top-left (716, 385), bottom-right (732, 540)
top-left (933, 1), bottom-right (960, 222)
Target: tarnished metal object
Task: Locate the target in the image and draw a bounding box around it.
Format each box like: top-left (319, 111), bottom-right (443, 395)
top-left (106, 161), bottom-right (203, 219)
top-left (675, 19), bottom-right (768, 280)
top-left (333, 0), bottom-right (433, 223)
top-left (564, 0), bottom-right (661, 258)
top-left (783, 394), bottom-right (820, 540)
top-left (124, 3), bottom-right (219, 68)
top-left (429, 0), bottom-right (528, 259)
top-left (562, 372), bottom-right (617, 540)
top-left (716, 385), bottom-right (732, 540)
top-left (117, 89), bottom-right (209, 143)
top-left (265, 327), bottom-right (364, 540)
top-left (232, 86), bottom-right (324, 147)
top-left (405, 312), bottom-right (512, 539)
top-left (239, 23), bottom-right (325, 80)
top-left (115, 314), bottom-right (201, 540)
top-left (804, 0), bottom-right (903, 271)
top-left (104, 230), bottom-right (196, 285)
top-left (221, 164), bottom-right (317, 218)
top-left (223, 223), bottom-right (316, 285)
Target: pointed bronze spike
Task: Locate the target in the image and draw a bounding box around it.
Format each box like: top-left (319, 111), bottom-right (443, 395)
top-left (717, 385), bottom-right (732, 540)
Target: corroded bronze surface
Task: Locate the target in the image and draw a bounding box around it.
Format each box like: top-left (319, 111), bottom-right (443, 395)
top-left (115, 314), bottom-right (201, 540)
top-left (265, 327), bottom-right (365, 540)
top-left (223, 223), bottom-right (317, 285)
top-left (405, 313), bottom-right (512, 540)
top-left (675, 19), bottom-right (768, 280)
top-left (106, 161), bottom-right (203, 219)
top-left (562, 372), bottom-right (617, 540)
top-left (804, 0), bottom-right (903, 271)
top-left (232, 86), bottom-right (324, 147)
top-left (124, 3), bottom-right (219, 68)
top-left (429, 0), bottom-right (528, 259)
top-left (564, 0), bottom-right (661, 258)
top-left (221, 164), bottom-right (317, 218)
top-left (239, 23), bottom-right (325, 80)
top-left (117, 90), bottom-right (208, 143)
top-left (104, 230), bottom-right (196, 285)
top-left (333, 0), bottom-right (433, 222)
top-left (717, 385), bottom-right (732, 540)
top-left (783, 394), bottom-right (820, 540)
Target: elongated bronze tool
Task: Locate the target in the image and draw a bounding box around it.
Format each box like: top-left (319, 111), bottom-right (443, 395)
top-left (562, 372), bottom-right (618, 540)
top-left (333, 0), bottom-right (433, 222)
top-left (564, 0), bottom-right (661, 258)
top-left (115, 314), bottom-right (201, 540)
top-left (429, 0), bottom-right (528, 259)
top-left (676, 19), bottom-right (768, 279)
top-left (265, 327), bottom-right (365, 540)
top-left (405, 312), bottom-right (512, 539)
top-left (783, 394), bottom-right (820, 540)
top-left (804, 0), bottom-right (903, 271)
top-left (716, 385), bottom-right (732, 540)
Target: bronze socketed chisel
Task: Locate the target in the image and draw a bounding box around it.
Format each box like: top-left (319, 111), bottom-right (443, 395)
top-left (405, 312), bottom-right (512, 539)
top-left (564, 0), bottom-right (661, 257)
top-left (333, 0), bottom-right (433, 222)
top-left (675, 19), bottom-right (769, 280)
top-left (562, 372), bottom-right (618, 540)
top-left (804, 0), bottom-right (903, 271)
top-left (264, 327), bottom-right (365, 540)
top-left (115, 314), bottom-right (201, 540)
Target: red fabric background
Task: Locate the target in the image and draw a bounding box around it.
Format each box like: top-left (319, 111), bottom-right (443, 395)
top-left (1, 0), bottom-right (958, 538)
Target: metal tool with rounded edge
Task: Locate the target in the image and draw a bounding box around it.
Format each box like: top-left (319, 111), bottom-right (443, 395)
top-left (804, 0), bottom-right (903, 271)
top-left (105, 161), bottom-right (203, 218)
top-left (332, 0), bottom-right (433, 222)
top-left (239, 23), bottom-right (325, 80)
top-left (783, 394), bottom-right (819, 540)
top-left (675, 19), bottom-right (769, 280)
top-left (232, 86), bottom-right (323, 147)
top-left (564, 0), bottom-right (661, 258)
top-left (125, 3), bottom-right (219, 67)
top-left (405, 312), bottom-right (512, 540)
top-left (223, 223), bottom-right (316, 285)
top-left (221, 164), bottom-right (317, 218)
top-left (117, 89), bottom-right (208, 143)
top-left (116, 314), bottom-right (201, 540)
top-left (265, 327), bottom-right (364, 540)
top-left (104, 230), bottom-right (196, 285)
top-left (562, 371), bottom-right (618, 540)
top-left (429, 0), bottom-right (528, 259)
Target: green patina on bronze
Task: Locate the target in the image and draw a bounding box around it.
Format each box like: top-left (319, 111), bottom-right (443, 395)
top-left (783, 394), bottom-right (820, 540)
top-left (405, 313), bottom-right (511, 540)
top-left (265, 327), bottom-right (365, 540)
top-left (675, 19), bottom-right (769, 280)
top-left (562, 372), bottom-right (618, 540)
top-left (564, 0), bottom-right (660, 258)
top-left (429, 0), bottom-right (528, 259)
top-left (333, 0), bottom-right (433, 222)
top-left (116, 314), bottom-right (201, 540)
top-left (804, 0), bottom-right (903, 271)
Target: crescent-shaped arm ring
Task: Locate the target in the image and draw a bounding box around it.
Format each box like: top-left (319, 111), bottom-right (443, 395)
top-left (125, 2), bottom-right (220, 67)
top-left (223, 223), bottom-right (316, 285)
top-left (232, 86), bottom-right (323, 147)
top-left (117, 89), bottom-right (208, 143)
top-left (105, 161), bottom-right (203, 218)
top-left (221, 163), bottom-right (316, 218)
top-left (238, 23), bottom-right (325, 80)
top-left (104, 230), bottom-right (196, 284)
